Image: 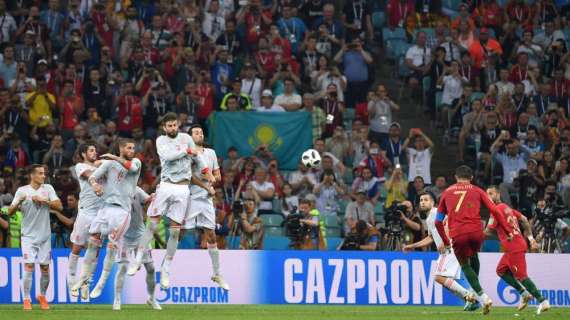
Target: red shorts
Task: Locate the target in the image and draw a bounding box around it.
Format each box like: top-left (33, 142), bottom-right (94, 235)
top-left (496, 251), bottom-right (528, 280)
top-left (451, 231), bottom-right (484, 261)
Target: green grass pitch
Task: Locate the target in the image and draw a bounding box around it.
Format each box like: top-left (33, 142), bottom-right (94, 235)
top-left (1, 305), bottom-right (568, 320)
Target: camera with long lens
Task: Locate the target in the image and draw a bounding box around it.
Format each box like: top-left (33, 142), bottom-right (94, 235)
top-left (232, 201), bottom-right (243, 218)
top-left (340, 232), bottom-right (366, 250)
top-left (536, 204), bottom-right (569, 233)
top-left (383, 202), bottom-right (407, 234)
top-left (284, 209), bottom-right (312, 248)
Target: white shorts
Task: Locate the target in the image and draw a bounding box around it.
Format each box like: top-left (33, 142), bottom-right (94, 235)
top-left (116, 240), bottom-right (153, 264)
top-left (147, 182), bottom-right (191, 225)
top-left (183, 198), bottom-right (216, 230)
top-left (89, 205), bottom-right (131, 246)
top-left (70, 208), bottom-right (99, 246)
top-left (434, 251), bottom-right (462, 279)
top-left (21, 237), bottom-right (51, 265)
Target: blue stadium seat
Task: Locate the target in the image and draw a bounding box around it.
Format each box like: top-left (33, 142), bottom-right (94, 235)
top-left (266, 226), bottom-right (285, 237)
top-left (226, 236), bottom-right (241, 249)
top-left (272, 199), bottom-right (282, 215)
top-left (260, 213), bottom-right (284, 227)
top-left (482, 239), bottom-right (500, 252)
top-left (324, 215), bottom-right (340, 228)
top-left (263, 236), bottom-right (291, 250)
top-left (372, 12), bottom-right (386, 30)
top-left (327, 237), bottom-right (343, 250)
top-left (374, 202), bottom-right (384, 215)
top-left (383, 27), bottom-right (407, 61)
top-left (179, 232), bottom-right (197, 249)
top-left (343, 169), bottom-right (354, 185)
top-left (326, 228), bottom-right (341, 237)
top-left (337, 199), bottom-right (349, 215)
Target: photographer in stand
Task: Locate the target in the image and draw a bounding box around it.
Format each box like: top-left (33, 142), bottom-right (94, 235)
top-left (233, 197), bottom-right (264, 250)
top-left (284, 196), bottom-right (326, 250)
top-left (533, 183), bottom-right (569, 253)
top-left (381, 200), bottom-right (422, 251)
top-left (339, 220), bottom-right (379, 251)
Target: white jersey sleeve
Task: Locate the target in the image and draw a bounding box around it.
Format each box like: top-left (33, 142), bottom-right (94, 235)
top-left (156, 135), bottom-right (189, 161)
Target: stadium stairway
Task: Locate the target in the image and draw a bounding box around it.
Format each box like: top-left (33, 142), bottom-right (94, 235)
top-left (373, 48), bottom-right (458, 179)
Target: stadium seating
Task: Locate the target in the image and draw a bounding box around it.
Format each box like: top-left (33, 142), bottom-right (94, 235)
top-left (482, 240), bottom-right (500, 252)
top-left (263, 236), bottom-right (291, 250)
top-left (260, 214), bottom-right (285, 227)
top-left (266, 226), bottom-right (285, 237)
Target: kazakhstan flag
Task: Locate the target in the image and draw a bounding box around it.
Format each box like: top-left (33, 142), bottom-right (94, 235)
top-left (209, 112), bottom-right (312, 170)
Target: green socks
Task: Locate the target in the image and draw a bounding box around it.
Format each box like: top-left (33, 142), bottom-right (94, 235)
top-left (500, 271), bottom-right (525, 293)
top-left (462, 265), bottom-right (483, 295)
top-left (470, 254), bottom-right (480, 275)
top-left (521, 278), bottom-right (545, 302)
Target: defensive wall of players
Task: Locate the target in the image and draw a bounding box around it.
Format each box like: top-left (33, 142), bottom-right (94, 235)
top-left (0, 249), bottom-right (569, 307)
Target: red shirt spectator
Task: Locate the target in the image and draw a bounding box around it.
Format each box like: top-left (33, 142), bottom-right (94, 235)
top-left (509, 55), bottom-right (530, 84)
top-left (468, 29), bottom-right (503, 69)
top-left (58, 81), bottom-right (84, 132)
top-left (386, 0), bottom-right (414, 28)
top-left (505, 1), bottom-right (533, 28)
top-left (242, 0), bottom-right (273, 46)
top-left (473, 2), bottom-right (503, 28)
top-left (196, 82), bottom-right (215, 120)
top-left (117, 91), bottom-right (142, 133)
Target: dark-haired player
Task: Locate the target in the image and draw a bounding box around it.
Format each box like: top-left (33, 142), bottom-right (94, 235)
top-left (8, 165), bottom-right (63, 310)
top-left (435, 165), bottom-right (513, 314)
top-left (485, 186), bottom-right (550, 315)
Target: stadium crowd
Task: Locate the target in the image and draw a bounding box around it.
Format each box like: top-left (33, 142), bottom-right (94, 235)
top-left (0, 0), bottom-right (569, 253)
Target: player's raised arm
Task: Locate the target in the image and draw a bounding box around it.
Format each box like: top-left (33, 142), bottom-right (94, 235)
top-left (435, 192), bottom-right (450, 247)
top-left (479, 188), bottom-right (514, 234)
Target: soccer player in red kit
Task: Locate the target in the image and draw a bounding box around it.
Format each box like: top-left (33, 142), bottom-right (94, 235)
top-left (485, 186), bottom-right (550, 315)
top-left (435, 166), bottom-right (514, 314)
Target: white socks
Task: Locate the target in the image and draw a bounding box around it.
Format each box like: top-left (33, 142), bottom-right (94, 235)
top-left (22, 269), bottom-right (32, 300)
top-left (207, 243), bottom-right (220, 276)
top-left (144, 262), bottom-right (156, 299)
top-left (443, 278), bottom-right (470, 299)
top-left (40, 270), bottom-right (50, 296)
top-left (114, 262), bottom-right (127, 299)
top-left (95, 244), bottom-right (117, 290)
top-left (162, 227), bottom-right (181, 272)
top-left (68, 253), bottom-right (79, 284)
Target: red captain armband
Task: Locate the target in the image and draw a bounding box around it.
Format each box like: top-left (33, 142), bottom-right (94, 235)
top-left (187, 148), bottom-right (194, 155)
top-left (123, 161), bottom-right (132, 170)
top-left (201, 167), bottom-right (210, 174)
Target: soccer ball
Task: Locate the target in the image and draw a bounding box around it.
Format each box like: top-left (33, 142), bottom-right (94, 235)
top-left (301, 149), bottom-right (321, 168)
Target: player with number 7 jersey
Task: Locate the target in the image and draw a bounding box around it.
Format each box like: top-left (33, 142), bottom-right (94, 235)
top-left (434, 166), bottom-right (514, 315)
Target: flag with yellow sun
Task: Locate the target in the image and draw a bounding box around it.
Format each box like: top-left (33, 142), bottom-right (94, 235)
top-left (209, 112), bottom-right (312, 170)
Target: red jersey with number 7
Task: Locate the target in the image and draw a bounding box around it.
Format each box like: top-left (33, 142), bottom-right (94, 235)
top-left (438, 182), bottom-right (512, 238)
top-left (488, 203), bottom-right (528, 253)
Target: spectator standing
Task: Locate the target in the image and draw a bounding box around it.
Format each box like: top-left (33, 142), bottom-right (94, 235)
top-left (334, 37), bottom-right (373, 109)
top-left (403, 128), bottom-right (434, 185)
top-left (344, 190), bottom-right (375, 234)
top-left (368, 85), bottom-right (400, 145)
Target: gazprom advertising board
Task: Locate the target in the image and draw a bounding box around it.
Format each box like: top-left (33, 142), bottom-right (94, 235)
top-left (1, 249), bottom-right (569, 307)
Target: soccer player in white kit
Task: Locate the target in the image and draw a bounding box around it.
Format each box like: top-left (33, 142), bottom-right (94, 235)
top-left (128, 113), bottom-right (214, 289)
top-left (183, 124), bottom-right (229, 290)
top-left (71, 139), bottom-right (142, 296)
top-left (104, 186), bottom-right (161, 310)
top-left (67, 142), bottom-right (103, 299)
top-left (8, 165), bottom-right (63, 311)
top-left (403, 192), bottom-right (476, 306)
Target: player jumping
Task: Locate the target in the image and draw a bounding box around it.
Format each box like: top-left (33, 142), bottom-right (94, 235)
top-left (8, 165), bottom-right (63, 311)
top-left (97, 187), bottom-right (161, 310)
top-left (403, 192), bottom-right (476, 308)
top-left (182, 124), bottom-right (229, 290)
top-left (68, 142), bottom-right (103, 300)
top-left (485, 186), bottom-right (550, 315)
top-left (435, 166), bottom-right (514, 315)
top-left (72, 139), bottom-right (142, 298)
top-left (128, 113), bottom-right (214, 289)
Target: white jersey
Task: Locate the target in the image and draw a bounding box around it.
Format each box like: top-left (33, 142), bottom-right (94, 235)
top-left (75, 162), bottom-right (103, 213)
top-left (190, 148), bottom-right (218, 200)
top-left (426, 208), bottom-right (444, 249)
top-left (11, 184), bottom-right (59, 244)
top-left (156, 133), bottom-right (205, 183)
top-left (91, 158), bottom-right (142, 212)
top-left (124, 187), bottom-right (150, 243)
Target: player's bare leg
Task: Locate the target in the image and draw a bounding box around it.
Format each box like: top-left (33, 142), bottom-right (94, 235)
top-left (72, 235), bottom-right (102, 291)
top-left (129, 217), bottom-right (159, 276)
top-left (143, 261), bottom-right (161, 310)
top-left (205, 229), bottom-right (229, 290)
top-left (159, 222), bottom-right (181, 289)
top-left (91, 242), bottom-right (118, 298)
top-left (37, 264), bottom-right (50, 310)
top-left (22, 263), bottom-right (33, 311)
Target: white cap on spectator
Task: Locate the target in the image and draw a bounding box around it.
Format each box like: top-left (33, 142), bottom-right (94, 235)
top-left (305, 194), bottom-right (317, 202)
top-left (390, 122), bottom-right (401, 129)
top-left (25, 30), bottom-right (35, 36)
top-left (262, 89), bottom-right (273, 97)
top-left (37, 59), bottom-right (48, 65)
